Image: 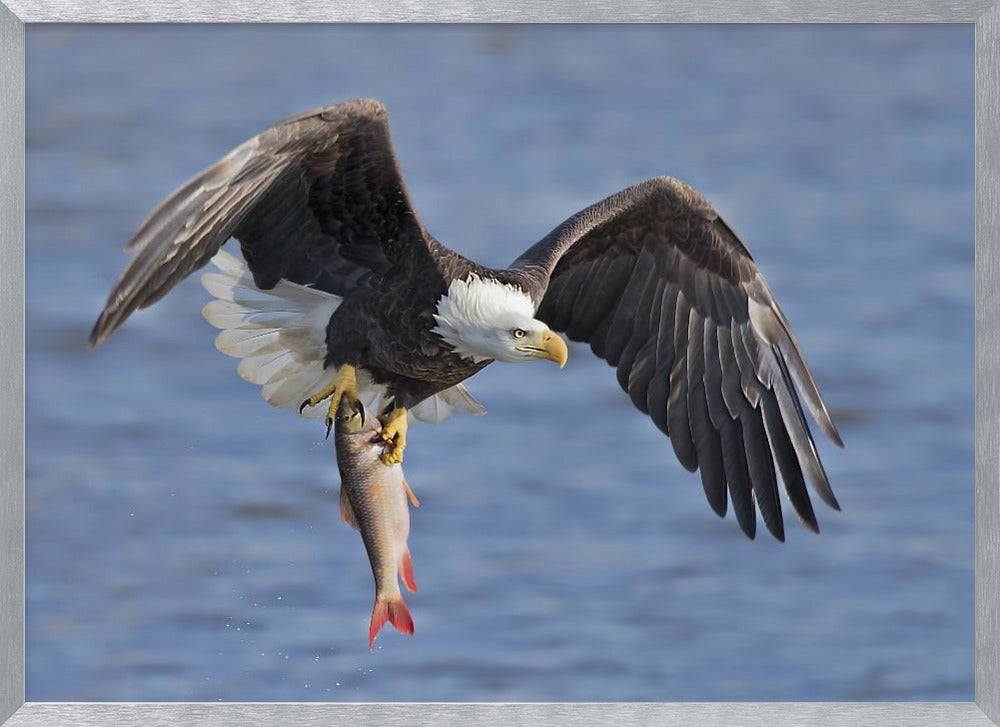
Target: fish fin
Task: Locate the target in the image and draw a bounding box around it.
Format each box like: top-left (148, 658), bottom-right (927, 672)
top-left (369, 597), bottom-right (414, 648)
top-left (339, 487), bottom-right (359, 530)
top-left (398, 547), bottom-right (417, 593)
top-left (402, 478), bottom-right (420, 508)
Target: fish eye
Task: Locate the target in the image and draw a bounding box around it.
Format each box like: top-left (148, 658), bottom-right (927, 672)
top-left (512, 328), bottom-right (526, 339)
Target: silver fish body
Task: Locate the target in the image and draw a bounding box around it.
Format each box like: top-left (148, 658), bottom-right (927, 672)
top-left (334, 397), bottom-right (418, 647)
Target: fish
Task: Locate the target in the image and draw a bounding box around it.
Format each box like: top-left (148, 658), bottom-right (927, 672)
top-left (334, 395), bottom-right (420, 648)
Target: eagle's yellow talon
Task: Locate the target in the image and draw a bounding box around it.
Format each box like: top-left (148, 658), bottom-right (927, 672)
top-left (299, 364), bottom-right (360, 433)
top-left (378, 407), bottom-right (408, 465)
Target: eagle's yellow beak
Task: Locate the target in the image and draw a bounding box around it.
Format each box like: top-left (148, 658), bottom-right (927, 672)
top-left (538, 330), bottom-right (568, 368)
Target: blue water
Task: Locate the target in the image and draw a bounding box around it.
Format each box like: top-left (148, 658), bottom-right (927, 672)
top-left (25, 25), bottom-right (974, 701)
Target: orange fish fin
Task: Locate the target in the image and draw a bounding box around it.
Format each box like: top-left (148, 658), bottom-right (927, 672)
top-left (398, 547), bottom-right (417, 593)
top-left (339, 487), bottom-right (359, 530)
top-left (368, 597), bottom-right (414, 648)
top-left (402, 478), bottom-right (420, 508)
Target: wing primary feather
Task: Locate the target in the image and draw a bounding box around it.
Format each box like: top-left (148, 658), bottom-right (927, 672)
top-left (645, 286), bottom-right (679, 433)
top-left (732, 324), bottom-right (763, 407)
top-left (628, 339), bottom-right (658, 415)
top-left (704, 317), bottom-right (755, 536)
top-left (666, 301), bottom-right (697, 472)
top-left (760, 391), bottom-right (819, 533)
top-left (745, 305), bottom-right (840, 512)
top-left (772, 308), bottom-right (843, 447)
top-left (567, 254), bottom-right (627, 341)
top-left (647, 371), bottom-right (671, 436)
top-left (716, 324), bottom-right (744, 419)
top-left (563, 260), bottom-right (603, 340)
top-left (686, 311), bottom-right (727, 517)
top-left (772, 349), bottom-right (841, 510)
top-left (604, 255), bottom-right (655, 366)
top-left (701, 318), bottom-right (729, 431)
top-left (720, 417), bottom-right (756, 538)
top-left (545, 263), bottom-right (591, 333)
top-left (741, 406), bottom-right (784, 541)
top-left (655, 285), bottom-right (680, 372)
top-left (585, 256), bottom-right (638, 360)
top-left (616, 266), bottom-right (661, 393)
top-left (588, 312), bottom-right (615, 361)
top-left (625, 280), bottom-right (667, 413)
top-left (749, 297), bottom-right (843, 448)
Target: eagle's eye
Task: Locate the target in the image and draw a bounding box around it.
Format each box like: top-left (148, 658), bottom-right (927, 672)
top-left (512, 328), bottom-right (526, 339)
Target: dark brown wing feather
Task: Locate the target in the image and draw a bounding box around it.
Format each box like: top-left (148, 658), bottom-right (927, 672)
top-left (509, 176), bottom-right (843, 540)
top-left (90, 99), bottom-right (435, 347)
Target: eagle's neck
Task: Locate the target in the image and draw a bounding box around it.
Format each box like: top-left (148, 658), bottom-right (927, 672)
top-left (431, 273), bottom-right (536, 362)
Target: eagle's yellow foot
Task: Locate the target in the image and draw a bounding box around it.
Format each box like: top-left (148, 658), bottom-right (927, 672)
top-left (378, 407), bottom-right (408, 465)
top-left (298, 364), bottom-right (363, 438)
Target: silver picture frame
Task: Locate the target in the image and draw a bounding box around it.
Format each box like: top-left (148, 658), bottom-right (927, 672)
top-left (2, 2), bottom-right (997, 725)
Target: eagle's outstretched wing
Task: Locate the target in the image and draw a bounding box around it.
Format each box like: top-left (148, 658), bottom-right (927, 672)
top-left (509, 177), bottom-right (843, 541)
top-left (90, 99), bottom-right (433, 347)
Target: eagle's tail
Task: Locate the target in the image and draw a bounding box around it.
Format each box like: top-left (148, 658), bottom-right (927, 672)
top-left (200, 250), bottom-right (342, 418)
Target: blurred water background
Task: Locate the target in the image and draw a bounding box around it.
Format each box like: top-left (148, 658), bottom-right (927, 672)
top-left (25, 25), bottom-right (973, 701)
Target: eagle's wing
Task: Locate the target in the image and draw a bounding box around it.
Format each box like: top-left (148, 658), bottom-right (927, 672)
top-left (90, 98), bottom-right (432, 347)
top-left (508, 177), bottom-right (843, 541)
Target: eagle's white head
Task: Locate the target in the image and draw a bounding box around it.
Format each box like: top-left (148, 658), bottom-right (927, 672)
top-left (432, 273), bottom-right (568, 366)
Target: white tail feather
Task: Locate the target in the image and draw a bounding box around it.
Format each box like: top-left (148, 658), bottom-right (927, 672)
top-left (202, 250), bottom-right (341, 418)
top-left (410, 383), bottom-right (486, 423)
top-left (201, 250), bottom-right (485, 423)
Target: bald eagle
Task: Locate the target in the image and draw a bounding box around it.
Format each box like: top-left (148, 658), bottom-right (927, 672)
top-left (91, 99), bottom-right (843, 541)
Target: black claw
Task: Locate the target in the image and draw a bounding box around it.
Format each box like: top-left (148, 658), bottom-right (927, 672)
top-left (357, 399), bottom-right (366, 426)
top-left (298, 399), bottom-right (310, 415)
top-left (325, 418), bottom-right (333, 439)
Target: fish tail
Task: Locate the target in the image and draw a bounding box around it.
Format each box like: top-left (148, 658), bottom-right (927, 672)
top-left (398, 547), bottom-right (417, 593)
top-left (368, 597), bottom-right (414, 648)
